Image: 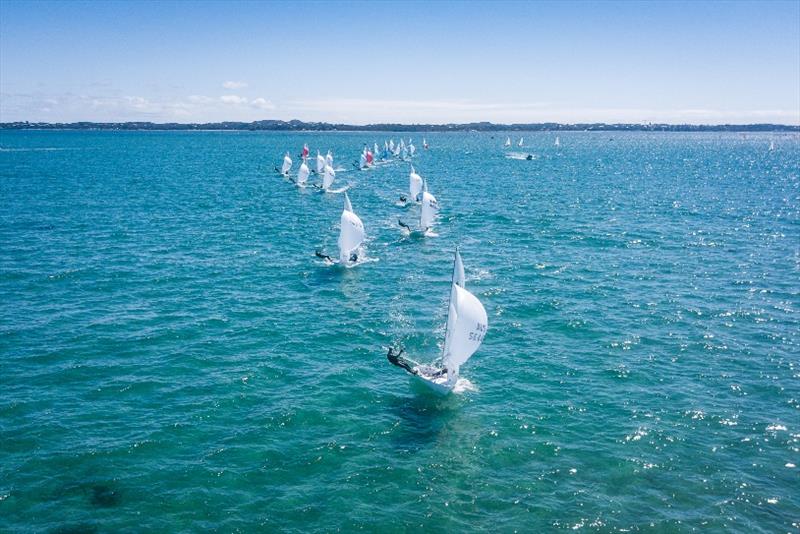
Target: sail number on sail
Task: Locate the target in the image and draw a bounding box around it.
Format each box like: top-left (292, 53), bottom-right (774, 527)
top-left (468, 322), bottom-right (487, 342)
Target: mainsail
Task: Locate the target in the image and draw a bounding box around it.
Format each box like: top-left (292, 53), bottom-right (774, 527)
top-left (316, 151), bottom-right (326, 174)
top-left (281, 152), bottom-right (292, 175)
top-left (323, 164), bottom-right (335, 190)
top-left (420, 182), bottom-right (438, 231)
top-left (297, 160), bottom-right (310, 185)
top-left (409, 166), bottom-right (423, 201)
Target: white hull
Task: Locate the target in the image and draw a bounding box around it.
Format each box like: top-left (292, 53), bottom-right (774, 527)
top-left (412, 365), bottom-right (454, 395)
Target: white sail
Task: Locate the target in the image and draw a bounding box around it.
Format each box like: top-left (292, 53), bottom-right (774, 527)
top-left (420, 190), bottom-right (439, 231)
top-left (442, 284), bottom-right (488, 372)
top-left (374, 142), bottom-right (380, 157)
top-left (326, 150), bottom-right (333, 167)
top-left (555, 136), bottom-right (560, 147)
top-left (409, 142), bottom-right (416, 156)
top-left (323, 164), bottom-right (335, 190)
top-left (359, 152), bottom-right (367, 169)
top-left (769, 140), bottom-right (775, 151)
top-left (504, 137), bottom-right (511, 147)
top-left (338, 193), bottom-right (365, 263)
top-left (281, 152), bottom-right (292, 175)
top-left (297, 160), bottom-right (310, 185)
top-left (452, 249), bottom-right (465, 289)
top-left (409, 166), bottom-right (423, 201)
top-left (389, 139), bottom-right (395, 151)
top-left (518, 137), bottom-right (524, 147)
top-left (316, 151), bottom-right (325, 174)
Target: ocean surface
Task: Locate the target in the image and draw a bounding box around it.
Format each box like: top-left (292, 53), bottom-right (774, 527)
top-left (1, 130), bottom-right (798, 533)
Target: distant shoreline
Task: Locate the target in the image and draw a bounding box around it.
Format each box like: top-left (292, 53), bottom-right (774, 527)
top-left (1, 120), bottom-right (798, 133)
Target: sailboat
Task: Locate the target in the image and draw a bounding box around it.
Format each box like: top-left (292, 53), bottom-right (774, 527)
top-left (423, 138), bottom-right (429, 150)
top-left (769, 140), bottom-right (775, 151)
top-left (326, 150), bottom-right (334, 168)
top-left (316, 150), bottom-right (326, 174)
top-left (408, 140), bottom-right (416, 156)
top-left (399, 178), bottom-right (438, 234)
top-left (296, 158), bottom-right (310, 186)
top-left (322, 164), bottom-right (336, 191)
top-left (504, 137), bottom-right (511, 147)
top-left (555, 136), bottom-right (560, 148)
top-left (301, 143), bottom-right (309, 159)
top-left (518, 137), bottom-right (524, 147)
top-left (338, 192), bottom-right (365, 265)
top-left (387, 249), bottom-right (488, 395)
top-left (405, 165), bottom-right (423, 203)
top-left (279, 152), bottom-right (292, 176)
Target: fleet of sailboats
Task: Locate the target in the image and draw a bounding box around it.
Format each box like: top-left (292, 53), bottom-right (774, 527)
top-left (274, 138), bottom-right (489, 394)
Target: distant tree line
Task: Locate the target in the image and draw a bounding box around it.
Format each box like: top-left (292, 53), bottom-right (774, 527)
top-left (1, 120), bottom-right (797, 132)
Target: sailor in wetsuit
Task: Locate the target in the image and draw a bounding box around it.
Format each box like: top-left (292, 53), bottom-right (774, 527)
top-left (316, 250), bottom-right (358, 263)
top-left (387, 347), bottom-right (446, 377)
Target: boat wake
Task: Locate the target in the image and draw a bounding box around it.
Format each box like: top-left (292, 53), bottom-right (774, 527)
top-left (452, 378), bottom-right (478, 394)
top-left (506, 152), bottom-right (537, 160)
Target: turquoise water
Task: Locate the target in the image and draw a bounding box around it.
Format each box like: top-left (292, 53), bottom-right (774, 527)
top-left (1, 130), bottom-right (798, 532)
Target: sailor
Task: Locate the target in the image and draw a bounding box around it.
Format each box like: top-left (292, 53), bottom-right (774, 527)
top-left (387, 347), bottom-right (416, 374)
top-left (398, 219), bottom-right (412, 230)
top-left (316, 250), bottom-right (357, 263)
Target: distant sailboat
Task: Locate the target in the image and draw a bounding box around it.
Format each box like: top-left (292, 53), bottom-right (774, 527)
top-left (418, 181), bottom-right (439, 233)
top-left (408, 139), bottom-right (416, 156)
top-left (326, 150), bottom-right (334, 168)
top-left (504, 137), bottom-right (511, 147)
top-left (399, 178), bottom-right (438, 234)
top-left (297, 158), bottom-right (310, 186)
top-left (322, 164), bottom-right (336, 190)
top-left (387, 249), bottom-right (488, 395)
top-left (769, 140), bottom-right (775, 151)
top-left (338, 192), bottom-right (365, 265)
top-left (316, 150), bottom-right (326, 174)
top-left (423, 138), bottom-right (429, 150)
top-left (407, 165), bottom-right (423, 203)
top-left (280, 152), bottom-right (292, 176)
top-left (518, 137), bottom-right (524, 147)
top-left (301, 143), bottom-right (309, 159)
top-left (555, 136), bottom-right (560, 148)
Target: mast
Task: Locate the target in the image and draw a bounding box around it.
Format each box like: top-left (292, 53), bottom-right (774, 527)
top-left (440, 248), bottom-right (459, 366)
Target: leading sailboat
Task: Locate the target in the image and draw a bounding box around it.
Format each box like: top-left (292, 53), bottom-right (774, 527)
top-left (387, 249), bottom-right (488, 395)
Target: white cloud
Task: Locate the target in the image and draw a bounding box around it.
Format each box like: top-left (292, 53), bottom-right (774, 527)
top-left (251, 97), bottom-right (275, 110)
top-left (187, 95), bottom-right (214, 104)
top-left (222, 81), bottom-right (248, 90)
top-left (220, 94), bottom-right (248, 105)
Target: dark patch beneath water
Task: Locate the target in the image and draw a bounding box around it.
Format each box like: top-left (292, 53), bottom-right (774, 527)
top-left (50, 524), bottom-right (98, 534)
top-left (90, 484), bottom-right (120, 508)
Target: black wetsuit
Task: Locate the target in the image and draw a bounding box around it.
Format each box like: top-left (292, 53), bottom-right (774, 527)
top-left (387, 348), bottom-right (416, 374)
top-left (316, 251), bottom-right (333, 262)
top-left (398, 219), bottom-right (411, 230)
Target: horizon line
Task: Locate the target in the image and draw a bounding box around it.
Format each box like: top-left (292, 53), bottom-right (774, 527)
top-left (2, 119), bottom-right (799, 132)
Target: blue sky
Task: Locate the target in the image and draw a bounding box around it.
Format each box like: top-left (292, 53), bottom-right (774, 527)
top-left (1, 0), bottom-right (798, 124)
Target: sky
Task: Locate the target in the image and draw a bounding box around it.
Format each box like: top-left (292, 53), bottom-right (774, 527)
top-left (1, 0), bottom-right (799, 125)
